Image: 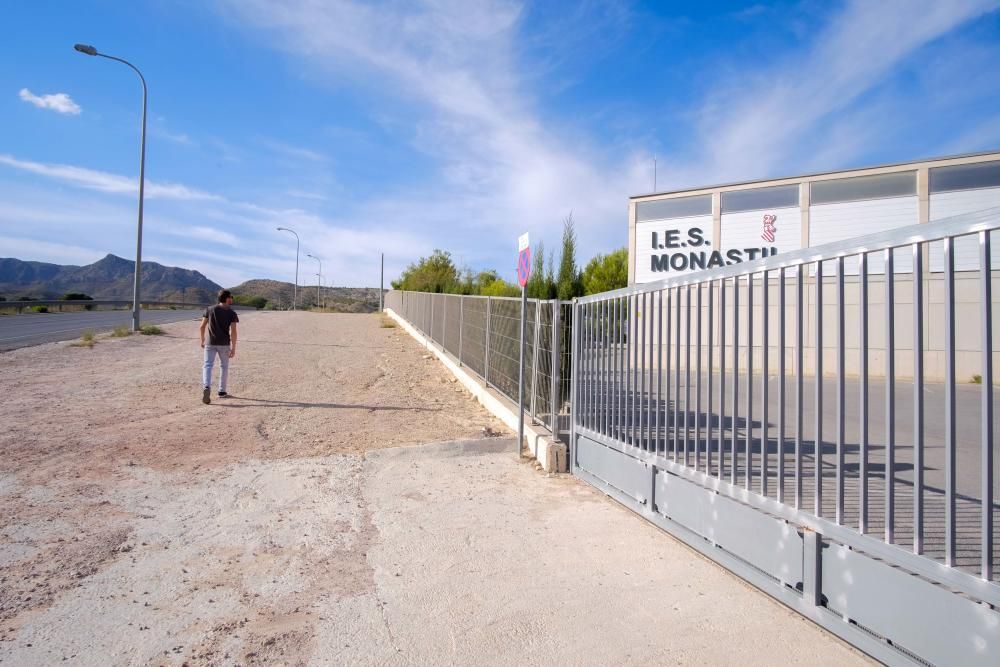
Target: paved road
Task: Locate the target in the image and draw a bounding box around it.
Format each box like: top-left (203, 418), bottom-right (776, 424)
top-left (0, 309), bottom-right (205, 351)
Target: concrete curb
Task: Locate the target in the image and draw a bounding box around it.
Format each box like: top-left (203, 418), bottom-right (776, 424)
top-left (385, 308), bottom-right (568, 472)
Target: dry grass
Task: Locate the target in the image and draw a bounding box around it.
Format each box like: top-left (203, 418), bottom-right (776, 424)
top-left (379, 314), bottom-right (396, 328)
top-left (70, 330), bottom-right (96, 348)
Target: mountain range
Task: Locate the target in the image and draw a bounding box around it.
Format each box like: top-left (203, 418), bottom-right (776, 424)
top-left (0, 255), bottom-right (380, 312)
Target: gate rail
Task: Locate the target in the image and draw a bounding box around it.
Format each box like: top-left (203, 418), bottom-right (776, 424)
top-left (572, 207), bottom-right (1000, 666)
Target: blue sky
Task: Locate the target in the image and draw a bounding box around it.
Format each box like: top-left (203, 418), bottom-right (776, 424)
top-left (2, 1), bottom-right (999, 288)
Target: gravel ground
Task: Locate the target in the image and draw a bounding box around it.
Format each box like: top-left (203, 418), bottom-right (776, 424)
top-left (0, 311), bottom-right (868, 665)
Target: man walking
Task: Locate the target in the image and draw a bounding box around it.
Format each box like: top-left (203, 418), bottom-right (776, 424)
top-left (199, 289), bottom-right (239, 404)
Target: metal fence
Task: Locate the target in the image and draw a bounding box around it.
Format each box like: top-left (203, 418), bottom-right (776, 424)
top-left (385, 291), bottom-right (573, 440)
top-left (572, 208), bottom-right (1000, 666)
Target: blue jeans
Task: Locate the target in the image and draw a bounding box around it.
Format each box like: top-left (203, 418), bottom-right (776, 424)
top-left (203, 345), bottom-right (231, 391)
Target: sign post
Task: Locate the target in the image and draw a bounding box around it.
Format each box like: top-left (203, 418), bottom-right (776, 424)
top-left (517, 233), bottom-right (531, 460)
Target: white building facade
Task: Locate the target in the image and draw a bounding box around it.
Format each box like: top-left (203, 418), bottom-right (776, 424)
top-left (628, 151), bottom-right (1000, 284)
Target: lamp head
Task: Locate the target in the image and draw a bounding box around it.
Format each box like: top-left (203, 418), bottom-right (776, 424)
top-left (74, 44), bottom-right (98, 56)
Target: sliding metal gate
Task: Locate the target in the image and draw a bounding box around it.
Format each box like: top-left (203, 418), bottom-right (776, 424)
top-left (571, 209), bottom-right (1000, 666)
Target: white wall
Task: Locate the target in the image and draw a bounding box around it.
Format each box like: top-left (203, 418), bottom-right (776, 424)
top-left (808, 196), bottom-right (918, 274)
top-left (929, 186), bottom-right (1000, 272)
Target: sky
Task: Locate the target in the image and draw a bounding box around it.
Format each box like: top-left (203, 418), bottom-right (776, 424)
top-left (2, 0), bottom-right (1000, 289)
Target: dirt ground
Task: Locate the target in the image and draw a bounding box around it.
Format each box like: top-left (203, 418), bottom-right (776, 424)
top-left (0, 311), bottom-right (868, 666)
top-left (0, 312), bottom-right (506, 664)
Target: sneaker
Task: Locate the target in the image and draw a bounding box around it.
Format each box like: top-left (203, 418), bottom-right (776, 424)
top-left (218, 391), bottom-right (228, 398)
top-left (202, 387), bottom-right (211, 404)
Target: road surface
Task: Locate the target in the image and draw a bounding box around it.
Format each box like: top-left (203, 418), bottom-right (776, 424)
top-left (0, 309), bottom-right (207, 351)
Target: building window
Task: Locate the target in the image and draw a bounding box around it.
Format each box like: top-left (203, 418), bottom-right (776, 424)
top-left (930, 160), bottom-right (1000, 193)
top-left (635, 194), bottom-right (712, 222)
top-left (721, 184), bottom-right (799, 213)
top-left (810, 171), bottom-right (916, 205)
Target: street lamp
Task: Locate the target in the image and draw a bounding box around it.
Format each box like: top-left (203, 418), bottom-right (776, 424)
top-left (276, 227), bottom-right (299, 310)
top-left (74, 43), bottom-right (147, 332)
top-left (306, 253), bottom-right (322, 309)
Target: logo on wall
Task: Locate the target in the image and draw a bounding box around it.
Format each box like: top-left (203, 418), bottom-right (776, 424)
top-left (761, 214), bottom-right (777, 243)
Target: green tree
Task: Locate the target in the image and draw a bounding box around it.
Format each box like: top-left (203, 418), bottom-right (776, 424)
top-left (582, 248), bottom-right (628, 295)
top-left (479, 277), bottom-right (520, 297)
top-left (556, 213), bottom-right (582, 300)
top-left (526, 240), bottom-right (549, 299)
top-left (391, 249), bottom-right (461, 293)
top-left (235, 295), bottom-right (268, 309)
top-left (60, 292), bottom-right (93, 301)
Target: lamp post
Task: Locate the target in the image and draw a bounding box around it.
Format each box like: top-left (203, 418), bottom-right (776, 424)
top-left (276, 227), bottom-right (299, 310)
top-left (306, 254), bottom-right (322, 309)
top-left (74, 43), bottom-right (147, 332)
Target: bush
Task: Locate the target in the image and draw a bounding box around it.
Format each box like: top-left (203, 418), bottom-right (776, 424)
top-left (235, 295), bottom-right (268, 310)
top-left (61, 293), bottom-right (93, 301)
top-left (139, 324), bottom-right (163, 335)
top-left (30, 305), bottom-right (48, 313)
top-left (379, 315), bottom-right (397, 328)
top-left (111, 325), bottom-right (131, 337)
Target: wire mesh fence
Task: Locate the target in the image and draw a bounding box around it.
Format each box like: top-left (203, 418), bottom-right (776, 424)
top-left (385, 290), bottom-right (573, 440)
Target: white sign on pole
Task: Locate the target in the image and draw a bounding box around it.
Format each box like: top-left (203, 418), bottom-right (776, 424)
top-left (518, 232), bottom-right (530, 252)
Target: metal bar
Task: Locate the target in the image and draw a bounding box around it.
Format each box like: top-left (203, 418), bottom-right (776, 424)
top-left (550, 301), bottom-right (561, 440)
top-left (944, 236), bottom-right (957, 567)
top-left (570, 300), bottom-right (580, 470)
top-left (614, 297), bottom-right (625, 441)
top-left (885, 248), bottom-right (895, 544)
top-left (595, 299), bottom-right (603, 436)
top-left (796, 265), bottom-right (804, 510)
top-left (675, 287), bottom-right (682, 461)
top-left (719, 279), bottom-right (727, 478)
top-left (685, 283), bottom-right (692, 466)
top-left (707, 281), bottom-right (715, 477)
top-left (732, 275), bottom-right (739, 485)
top-left (859, 254), bottom-right (869, 534)
top-left (778, 268), bottom-right (786, 503)
top-left (657, 291), bottom-right (664, 456)
top-left (761, 270), bottom-right (769, 498)
top-left (836, 257), bottom-right (845, 525)
top-left (603, 299), bottom-right (611, 438)
top-left (695, 282), bottom-right (703, 471)
top-left (980, 230), bottom-right (994, 580)
top-left (639, 292), bottom-right (652, 450)
top-left (814, 260), bottom-right (823, 517)
top-left (630, 295), bottom-right (637, 445)
top-left (912, 244), bottom-right (923, 553)
top-left (746, 272), bottom-right (754, 491)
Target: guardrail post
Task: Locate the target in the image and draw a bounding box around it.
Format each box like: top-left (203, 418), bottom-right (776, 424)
top-left (484, 297), bottom-right (492, 385)
top-left (530, 299), bottom-right (541, 421)
top-left (442, 294), bottom-right (447, 351)
top-left (550, 301), bottom-right (561, 441)
top-left (458, 295), bottom-right (464, 366)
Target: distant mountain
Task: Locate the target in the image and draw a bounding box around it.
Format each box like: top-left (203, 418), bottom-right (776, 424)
top-left (0, 254), bottom-right (221, 303)
top-left (230, 279), bottom-right (380, 313)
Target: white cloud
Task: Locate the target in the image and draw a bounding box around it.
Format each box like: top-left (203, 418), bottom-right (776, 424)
top-left (166, 225), bottom-right (240, 247)
top-left (688, 0), bottom-right (1000, 183)
top-left (0, 154), bottom-right (221, 201)
top-left (258, 138), bottom-right (327, 163)
top-left (18, 88), bottom-right (82, 115)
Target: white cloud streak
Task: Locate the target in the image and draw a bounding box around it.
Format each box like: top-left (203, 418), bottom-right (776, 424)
top-left (18, 88), bottom-right (82, 115)
top-left (0, 154), bottom-right (221, 201)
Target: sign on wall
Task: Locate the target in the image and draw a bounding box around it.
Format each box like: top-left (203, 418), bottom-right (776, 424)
top-left (634, 210), bottom-right (794, 282)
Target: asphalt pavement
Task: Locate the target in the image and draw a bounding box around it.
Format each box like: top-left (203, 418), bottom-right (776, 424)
top-left (0, 309), bottom-right (206, 351)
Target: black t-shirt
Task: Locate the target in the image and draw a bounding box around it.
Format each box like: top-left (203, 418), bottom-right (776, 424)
top-left (203, 305), bottom-right (239, 345)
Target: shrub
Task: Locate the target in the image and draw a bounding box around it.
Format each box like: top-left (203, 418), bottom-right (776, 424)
top-left (139, 324), bottom-right (163, 335)
top-left (61, 292), bottom-right (93, 301)
top-left (972, 374), bottom-right (983, 384)
top-left (379, 315), bottom-right (397, 328)
top-left (30, 305), bottom-right (48, 313)
top-left (111, 325), bottom-right (131, 337)
top-left (70, 330), bottom-right (96, 348)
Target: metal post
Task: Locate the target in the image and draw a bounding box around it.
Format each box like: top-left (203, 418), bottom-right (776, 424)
top-left (518, 287), bottom-right (527, 459)
top-left (550, 301), bottom-right (561, 441)
top-left (485, 297), bottom-right (492, 385)
top-left (380, 253), bottom-right (384, 312)
top-left (458, 295), bottom-right (464, 366)
top-left (531, 299), bottom-right (542, 422)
